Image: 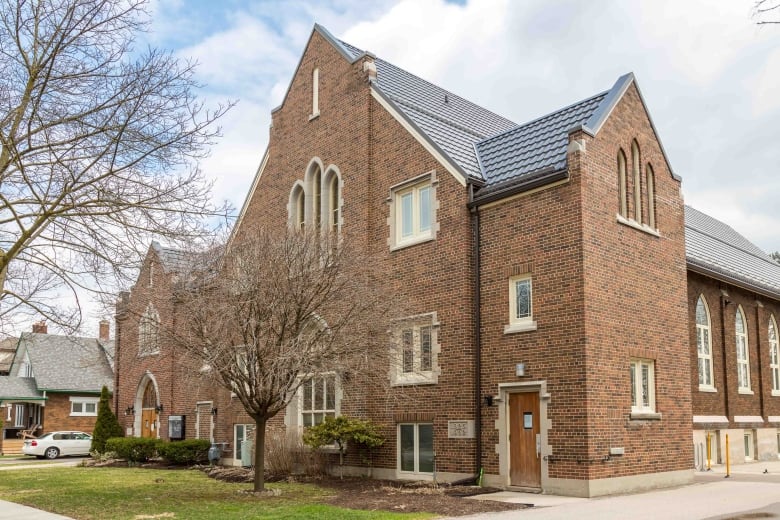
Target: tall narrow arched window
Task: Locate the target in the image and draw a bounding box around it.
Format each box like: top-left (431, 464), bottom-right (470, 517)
top-left (138, 303), bottom-right (160, 356)
top-left (646, 164), bottom-right (656, 229)
top-left (631, 140), bottom-right (641, 222)
top-left (311, 67), bottom-right (319, 117)
top-left (736, 306), bottom-right (751, 392)
top-left (696, 296), bottom-right (714, 389)
top-left (326, 171), bottom-right (340, 235)
top-left (770, 315), bottom-right (779, 394)
top-left (313, 167), bottom-right (322, 230)
top-left (618, 149), bottom-right (627, 218)
top-left (289, 184), bottom-right (306, 231)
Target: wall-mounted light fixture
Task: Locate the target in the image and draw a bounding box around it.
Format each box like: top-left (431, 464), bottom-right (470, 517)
top-left (483, 395), bottom-right (502, 407)
top-left (516, 363), bottom-right (526, 377)
top-left (125, 406), bottom-right (135, 416)
top-left (211, 407), bottom-right (218, 415)
top-left (155, 404), bottom-right (163, 413)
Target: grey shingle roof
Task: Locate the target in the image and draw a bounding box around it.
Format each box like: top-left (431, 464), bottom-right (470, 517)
top-left (21, 333), bottom-right (114, 393)
top-left (152, 241), bottom-right (191, 273)
top-left (338, 39), bottom-right (517, 180)
top-left (474, 92), bottom-right (608, 187)
top-left (0, 376), bottom-right (41, 400)
top-left (685, 206), bottom-right (780, 300)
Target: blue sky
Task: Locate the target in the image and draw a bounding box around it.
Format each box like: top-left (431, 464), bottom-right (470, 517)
top-left (144, 0), bottom-right (780, 253)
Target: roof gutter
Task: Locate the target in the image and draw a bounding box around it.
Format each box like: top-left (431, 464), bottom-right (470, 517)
top-left (687, 261), bottom-right (780, 302)
top-left (468, 167), bottom-right (567, 208)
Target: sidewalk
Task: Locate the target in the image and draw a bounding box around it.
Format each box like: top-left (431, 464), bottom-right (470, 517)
top-left (452, 460), bottom-right (780, 519)
top-left (0, 501), bottom-right (73, 519)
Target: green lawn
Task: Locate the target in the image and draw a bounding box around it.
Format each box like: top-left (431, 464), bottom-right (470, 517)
top-left (0, 466), bottom-right (434, 520)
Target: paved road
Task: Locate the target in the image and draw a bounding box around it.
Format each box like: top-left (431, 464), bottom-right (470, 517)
top-left (452, 460), bottom-right (780, 520)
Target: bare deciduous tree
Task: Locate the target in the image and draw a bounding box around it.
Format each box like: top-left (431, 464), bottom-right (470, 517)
top-left (0, 0), bottom-right (232, 333)
top-left (172, 230), bottom-right (396, 492)
top-left (754, 1), bottom-right (780, 24)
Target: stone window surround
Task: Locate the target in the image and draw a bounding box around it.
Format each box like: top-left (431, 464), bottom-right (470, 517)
top-left (696, 295), bottom-right (716, 392)
top-left (387, 170), bottom-right (439, 251)
top-left (287, 157), bottom-right (343, 235)
top-left (505, 274), bottom-right (537, 334)
top-left (390, 312), bottom-right (441, 387)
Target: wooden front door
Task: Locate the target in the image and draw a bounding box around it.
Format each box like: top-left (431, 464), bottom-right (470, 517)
top-left (509, 392), bottom-right (541, 488)
top-left (141, 409), bottom-right (157, 438)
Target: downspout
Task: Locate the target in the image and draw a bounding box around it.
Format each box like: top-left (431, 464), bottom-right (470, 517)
top-left (469, 182), bottom-right (483, 480)
top-left (754, 300), bottom-right (765, 419)
top-left (720, 293), bottom-right (731, 420)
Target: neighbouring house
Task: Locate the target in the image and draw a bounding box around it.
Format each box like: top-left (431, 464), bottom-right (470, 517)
top-left (112, 24), bottom-right (780, 497)
top-left (0, 321), bottom-right (115, 455)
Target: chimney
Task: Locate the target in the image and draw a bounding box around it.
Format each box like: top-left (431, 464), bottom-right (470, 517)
top-left (99, 320), bottom-right (110, 342)
top-left (32, 321), bottom-right (47, 334)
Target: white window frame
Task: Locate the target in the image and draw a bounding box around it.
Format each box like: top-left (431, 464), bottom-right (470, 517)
top-left (299, 373), bottom-right (339, 427)
top-left (645, 164), bottom-right (656, 229)
top-left (14, 404), bottom-right (24, 427)
top-left (70, 397), bottom-right (99, 417)
top-left (744, 430), bottom-right (754, 461)
top-left (397, 422), bottom-right (434, 479)
top-left (19, 351), bottom-right (33, 378)
top-left (696, 296), bottom-right (715, 391)
top-left (630, 358), bottom-right (657, 417)
top-left (234, 423), bottom-right (255, 461)
top-left (504, 275), bottom-right (537, 334)
top-left (770, 315), bottom-right (780, 396)
top-left (736, 306), bottom-right (752, 394)
top-left (390, 313), bottom-right (439, 386)
top-left (389, 173), bottom-right (437, 250)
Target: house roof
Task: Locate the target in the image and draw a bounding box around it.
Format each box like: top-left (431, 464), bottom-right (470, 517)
top-left (151, 241), bottom-right (192, 273)
top-left (474, 91), bottom-right (608, 188)
top-left (0, 337), bottom-right (18, 373)
top-left (685, 206), bottom-right (780, 300)
top-left (337, 38), bottom-right (517, 181)
top-left (323, 28), bottom-right (675, 192)
top-left (0, 376), bottom-right (40, 400)
top-left (19, 333), bottom-right (114, 393)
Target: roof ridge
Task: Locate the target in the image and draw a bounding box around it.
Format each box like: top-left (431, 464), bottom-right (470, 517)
top-left (685, 221), bottom-right (777, 269)
top-left (387, 93), bottom-right (492, 140)
top-left (476, 89), bottom-right (609, 147)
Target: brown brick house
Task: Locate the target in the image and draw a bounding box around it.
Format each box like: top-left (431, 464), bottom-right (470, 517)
top-left (112, 24), bottom-right (780, 496)
top-left (0, 322), bottom-right (114, 454)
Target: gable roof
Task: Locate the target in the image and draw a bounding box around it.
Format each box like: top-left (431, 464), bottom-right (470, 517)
top-left (685, 206), bottom-right (780, 301)
top-left (151, 241), bottom-right (191, 273)
top-left (18, 333), bottom-right (114, 393)
top-left (309, 25), bottom-right (677, 197)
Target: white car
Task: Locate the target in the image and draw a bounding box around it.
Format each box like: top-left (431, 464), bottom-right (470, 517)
top-left (22, 431), bottom-right (92, 459)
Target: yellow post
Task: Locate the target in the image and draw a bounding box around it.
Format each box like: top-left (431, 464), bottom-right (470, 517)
top-left (725, 434), bottom-right (730, 478)
top-left (706, 433), bottom-right (712, 471)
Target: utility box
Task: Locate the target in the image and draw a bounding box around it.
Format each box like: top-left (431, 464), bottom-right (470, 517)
top-left (168, 415), bottom-right (185, 440)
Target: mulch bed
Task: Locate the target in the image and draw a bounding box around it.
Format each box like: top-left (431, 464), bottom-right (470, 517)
top-left (206, 466), bottom-right (529, 517)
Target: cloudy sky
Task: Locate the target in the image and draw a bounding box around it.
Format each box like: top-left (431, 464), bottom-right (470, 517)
top-left (144, 0), bottom-right (779, 253)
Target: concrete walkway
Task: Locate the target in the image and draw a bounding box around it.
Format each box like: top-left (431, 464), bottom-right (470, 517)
top-left (453, 460), bottom-right (780, 519)
top-left (0, 502), bottom-right (74, 519)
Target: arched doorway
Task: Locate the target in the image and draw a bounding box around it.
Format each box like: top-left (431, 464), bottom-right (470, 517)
top-left (140, 381), bottom-right (158, 438)
top-left (134, 373), bottom-right (160, 438)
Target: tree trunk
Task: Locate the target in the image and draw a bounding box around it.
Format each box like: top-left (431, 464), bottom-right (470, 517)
top-left (253, 416), bottom-right (267, 492)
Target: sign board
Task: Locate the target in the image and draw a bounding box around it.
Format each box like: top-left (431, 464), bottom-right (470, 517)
top-left (168, 415), bottom-right (185, 440)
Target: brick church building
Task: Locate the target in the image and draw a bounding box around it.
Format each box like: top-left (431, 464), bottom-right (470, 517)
top-left (113, 24), bottom-right (780, 497)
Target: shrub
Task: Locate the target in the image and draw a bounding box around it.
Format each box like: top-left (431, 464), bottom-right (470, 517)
top-left (157, 439), bottom-right (210, 465)
top-left (264, 427), bottom-right (326, 477)
top-left (105, 437), bottom-right (160, 462)
top-left (91, 386), bottom-right (124, 453)
top-left (303, 416), bottom-right (385, 478)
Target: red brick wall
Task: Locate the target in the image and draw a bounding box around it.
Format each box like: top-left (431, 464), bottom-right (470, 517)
top-left (688, 272), bottom-right (780, 423)
top-left (579, 83), bottom-right (692, 478)
top-left (44, 394), bottom-right (99, 433)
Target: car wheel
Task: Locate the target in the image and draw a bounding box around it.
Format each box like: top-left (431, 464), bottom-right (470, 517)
top-left (44, 447), bottom-right (59, 460)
